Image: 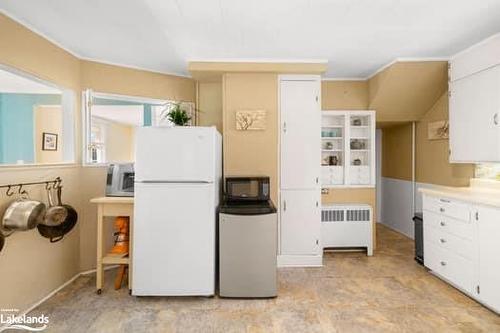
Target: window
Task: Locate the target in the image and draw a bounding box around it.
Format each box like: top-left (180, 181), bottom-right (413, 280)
top-left (90, 122), bottom-right (106, 163)
top-left (0, 66), bottom-right (75, 166)
top-left (83, 91), bottom-right (169, 164)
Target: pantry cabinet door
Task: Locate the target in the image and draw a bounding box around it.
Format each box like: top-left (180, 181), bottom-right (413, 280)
top-left (280, 189), bottom-right (321, 255)
top-left (280, 77), bottom-right (321, 189)
top-left (449, 65), bottom-right (500, 162)
top-left (477, 205), bottom-right (500, 313)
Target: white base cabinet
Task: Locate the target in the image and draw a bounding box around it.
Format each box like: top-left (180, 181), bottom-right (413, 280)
top-left (423, 194), bottom-right (500, 313)
top-left (476, 205), bottom-right (500, 312)
top-left (280, 189), bottom-right (321, 256)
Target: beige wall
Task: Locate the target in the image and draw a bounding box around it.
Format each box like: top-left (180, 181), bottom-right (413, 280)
top-left (104, 122), bottom-right (135, 163)
top-left (81, 60), bottom-right (196, 102)
top-left (382, 123), bottom-right (413, 181)
top-left (222, 73), bottom-right (278, 203)
top-left (322, 80), bottom-right (369, 110)
top-left (368, 62), bottom-right (448, 122)
top-left (34, 106), bottom-right (64, 164)
top-left (416, 93), bottom-right (474, 186)
top-left (197, 81), bottom-right (223, 132)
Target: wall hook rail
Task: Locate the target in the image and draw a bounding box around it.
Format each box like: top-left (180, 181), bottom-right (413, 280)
top-left (0, 177), bottom-right (62, 197)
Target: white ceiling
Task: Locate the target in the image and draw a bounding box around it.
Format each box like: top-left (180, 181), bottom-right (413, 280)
top-left (0, 69), bottom-right (61, 94)
top-left (2, 0), bottom-right (500, 78)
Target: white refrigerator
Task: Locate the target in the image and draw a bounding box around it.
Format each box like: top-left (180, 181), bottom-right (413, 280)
top-left (132, 126), bottom-right (222, 296)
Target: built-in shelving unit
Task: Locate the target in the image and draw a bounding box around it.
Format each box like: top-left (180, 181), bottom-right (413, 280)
top-left (321, 110), bottom-right (375, 187)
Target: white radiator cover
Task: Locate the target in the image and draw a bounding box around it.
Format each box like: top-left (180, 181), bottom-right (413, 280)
top-left (321, 204), bottom-right (373, 256)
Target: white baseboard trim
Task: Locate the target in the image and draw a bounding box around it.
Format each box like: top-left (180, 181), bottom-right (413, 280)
top-left (0, 266), bottom-right (119, 331)
top-left (277, 254), bottom-right (323, 267)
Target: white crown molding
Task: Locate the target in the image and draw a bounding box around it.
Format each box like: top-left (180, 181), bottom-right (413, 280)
top-left (187, 58), bottom-right (329, 64)
top-left (0, 9), bottom-right (82, 59)
top-left (79, 56), bottom-right (192, 78)
top-left (322, 57), bottom-right (450, 81)
top-left (365, 57), bottom-right (450, 80)
top-left (1, 9), bottom-right (454, 83)
top-left (321, 77), bottom-right (366, 81)
top-left (0, 9), bottom-right (192, 79)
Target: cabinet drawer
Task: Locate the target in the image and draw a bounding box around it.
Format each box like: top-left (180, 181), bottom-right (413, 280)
top-left (424, 224), bottom-right (474, 260)
top-left (423, 195), bottom-right (471, 222)
top-left (423, 211), bottom-right (473, 241)
top-left (425, 243), bottom-right (474, 293)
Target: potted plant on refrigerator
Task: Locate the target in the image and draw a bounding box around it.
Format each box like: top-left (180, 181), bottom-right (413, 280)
top-left (160, 102), bottom-right (192, 126)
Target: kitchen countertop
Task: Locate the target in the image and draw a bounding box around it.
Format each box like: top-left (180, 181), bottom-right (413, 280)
top-left (419, 179), bottom-right (500, 208)
top-left (90, 196), bottom-right (134, 204)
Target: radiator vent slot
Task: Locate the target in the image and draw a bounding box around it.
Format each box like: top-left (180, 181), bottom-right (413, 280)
top-left (322, 209), bottom-right (344, 222)
top-left (346, 209), bottom-right (370, 222)
top-left (322, 205), bottom-right (371, 223)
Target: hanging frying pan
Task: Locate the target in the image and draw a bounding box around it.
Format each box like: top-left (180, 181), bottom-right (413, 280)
top-left (37, 186), bottom-right (77, 243)
top-left (42, 184), bottom-right (67, 226)
top-left (0, 233), bottom-right (4, 253)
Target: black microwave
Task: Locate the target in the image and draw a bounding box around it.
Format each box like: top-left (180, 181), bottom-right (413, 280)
top-left (225, 176), bottom-right (270, 202)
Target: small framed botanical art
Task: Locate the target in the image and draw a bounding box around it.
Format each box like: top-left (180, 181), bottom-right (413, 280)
top-left (428, 121), bottom-right (449, 140)
top-left (236, 110), bottom-right (267, 131)
top-left (42, 132), bottom-right (58, 151)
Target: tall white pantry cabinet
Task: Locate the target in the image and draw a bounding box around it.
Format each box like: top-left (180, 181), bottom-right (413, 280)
top-left (279, 75), bottom-right (322, 267)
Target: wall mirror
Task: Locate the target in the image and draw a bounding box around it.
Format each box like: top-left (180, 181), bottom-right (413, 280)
top-left (0, 66), bottom-right (75, 166)
top-left (83, 91), bottom-right (173, 165)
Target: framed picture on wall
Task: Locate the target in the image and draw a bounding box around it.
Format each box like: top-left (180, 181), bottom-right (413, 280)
top-left (42, 132), bottom-right (58, 151)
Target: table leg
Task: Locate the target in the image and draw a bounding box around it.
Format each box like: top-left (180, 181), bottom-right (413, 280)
top-left (96, 205), bottom-right (104, 294)
top-left (128, 215), bottom-right (133, 293)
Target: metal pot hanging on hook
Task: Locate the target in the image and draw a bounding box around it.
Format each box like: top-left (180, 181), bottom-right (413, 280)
top-left (1, 184), bottom-right (46, 233)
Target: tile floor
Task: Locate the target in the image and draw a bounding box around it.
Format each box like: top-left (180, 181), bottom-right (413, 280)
top-left (26, 224), bottom-right (500, 333)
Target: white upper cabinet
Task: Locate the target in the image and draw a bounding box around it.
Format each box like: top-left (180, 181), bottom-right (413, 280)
top-left (449, 34), bottom-right (500, 163)
top-left (280, 75), bottom-right (321, 190)
top-left (450, 34), bottom-right (500, 82)
top-left (449, 65), bottom-right (500, 162)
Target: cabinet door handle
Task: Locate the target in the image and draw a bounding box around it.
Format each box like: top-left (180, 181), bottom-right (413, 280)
top-left (440, 261), bottom-right (447, 266)
top-left (440, 221), bottom-right (446, 227)
top-left (283, 122), bottom-right (287, 133)
top-left (440, 238), bottom-right (446, 244)
top-left (494, 113), bottom-right (499, 126)
top-left (283, 200), bottom-right (286, 211)
top-left (439, 207), bottom-right (445, 213)
top-left (439, 198), bottom-right (450, 203)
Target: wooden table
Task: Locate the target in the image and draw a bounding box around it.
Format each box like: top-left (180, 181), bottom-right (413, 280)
top-left (90, 197), bottom-right (134, 294)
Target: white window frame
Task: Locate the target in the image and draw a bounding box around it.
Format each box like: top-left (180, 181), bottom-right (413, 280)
top-left (82, 90), bottom-right (169, 166)
top-left (0, 64), bottom-right (76, 168)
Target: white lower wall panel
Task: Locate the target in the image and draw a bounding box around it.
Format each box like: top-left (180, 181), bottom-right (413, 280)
top-left (381, 178), bottom-right (450, 240)
top-left (381, 177), bottom-right (414, 239)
